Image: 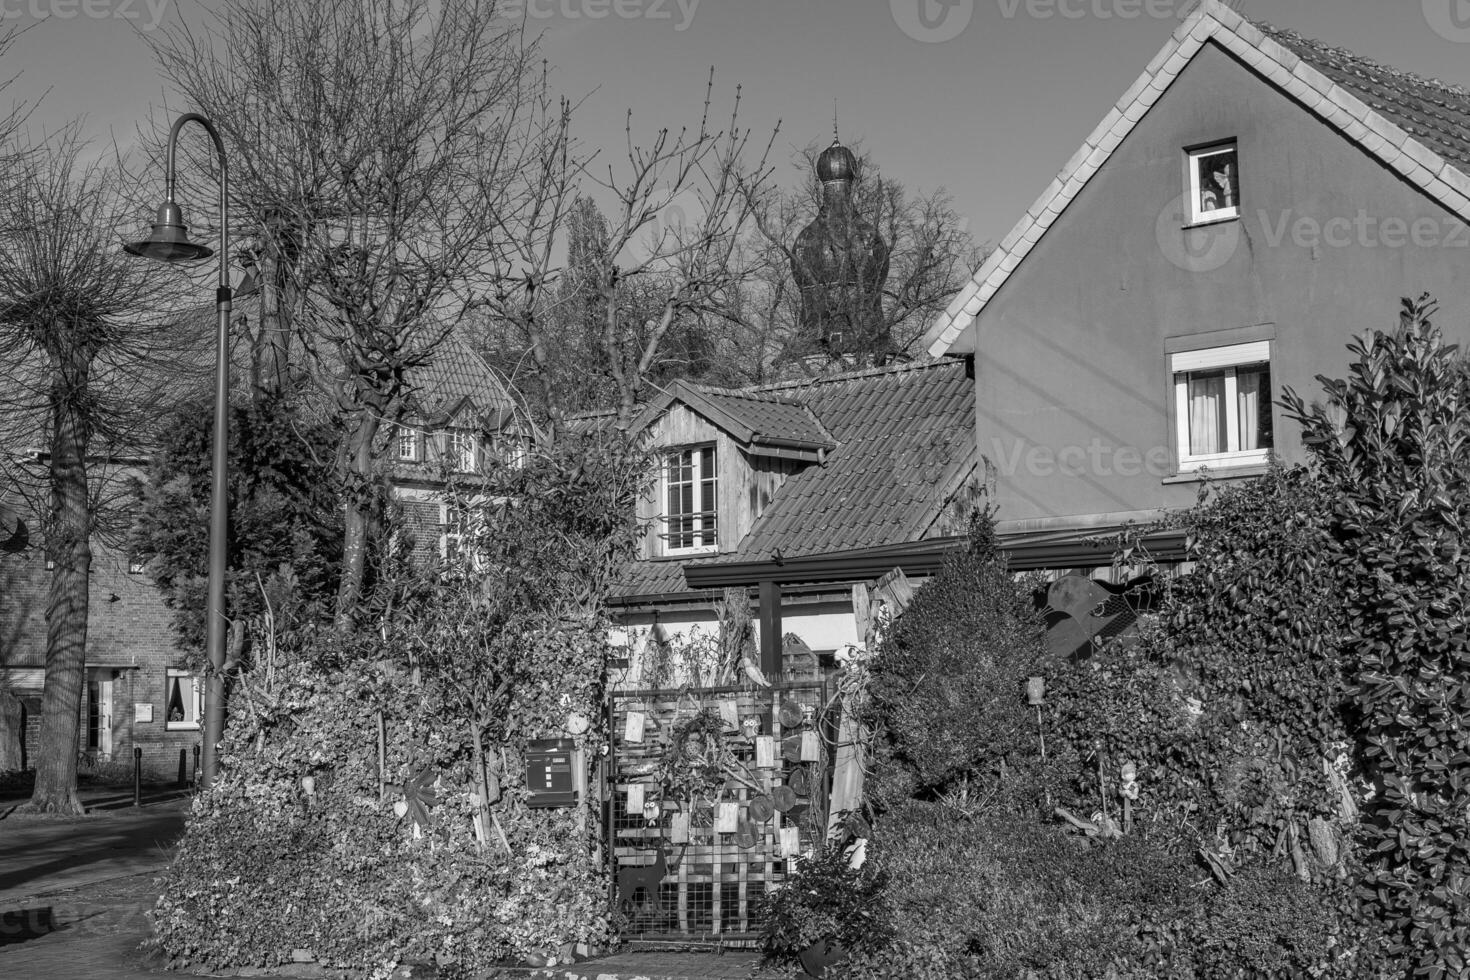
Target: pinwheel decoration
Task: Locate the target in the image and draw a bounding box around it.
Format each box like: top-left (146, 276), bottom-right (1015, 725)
top-left (387, 766), bottom-right (439, 829)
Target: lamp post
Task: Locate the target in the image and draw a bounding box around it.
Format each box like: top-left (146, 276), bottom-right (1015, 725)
top-left (124, 113), bottom-right (231, 789)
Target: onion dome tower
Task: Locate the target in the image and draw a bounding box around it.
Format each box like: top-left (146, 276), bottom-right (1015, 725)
top-left (791, 135), bottom-right (891, 360)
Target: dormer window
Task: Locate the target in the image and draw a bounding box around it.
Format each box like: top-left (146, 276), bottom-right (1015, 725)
top-left (661, 445), bottom-right (717, 554)
top-left (446, 428), bottom-right (478, 473)
top-left (395, 425), bottom-right (420, 462)
top-left (1186, 142), bottom-right (1238, 224)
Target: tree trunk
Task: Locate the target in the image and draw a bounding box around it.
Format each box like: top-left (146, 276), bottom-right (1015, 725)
top-left (336, 410), bottom-right (380, 628)
top-left (28, 351), bottom-right (93, 814)
top-left (0, 690), bottom-right (23, 771)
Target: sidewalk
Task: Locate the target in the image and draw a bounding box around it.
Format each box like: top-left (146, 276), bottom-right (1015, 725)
top-left (0, 786), bottom-right (786, 980)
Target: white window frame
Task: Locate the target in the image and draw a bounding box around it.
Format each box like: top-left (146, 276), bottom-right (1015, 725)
top-left (395, 425), bottom-right (420, 462)
top-left (491, 430), bottom-right (529, 470)
top-left (1185, 141), bottom-right (1240, 225)
top-left (1171, 341), bottom-right (1272, 473)
top-left (660, 445), bottom-right (718, 556)
top-left (446, 428), bottom-right (479, 473)
top-left (164, 668), bottom-right (204, 731)
top-left (439, 497), bottom-right (489, 568)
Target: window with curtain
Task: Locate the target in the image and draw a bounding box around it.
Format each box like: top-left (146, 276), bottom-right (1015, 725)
top-left (165, 668), bottom-right (204, 730)
top-left (662, 445), bottom-right (718, 554)
top-left (1187, 141), bottom-right (1240, 224)
top-left (1172, 342), bottom-right (1272, 471)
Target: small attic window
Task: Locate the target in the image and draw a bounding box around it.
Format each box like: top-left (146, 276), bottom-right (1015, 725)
top-left (1186, 142), bottom-right (1239, 225)
top-left (395, 426), bottom-right (420, 462)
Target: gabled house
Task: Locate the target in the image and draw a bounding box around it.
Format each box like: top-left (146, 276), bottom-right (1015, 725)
top-left (607, 359), bottom-right (979, 683)
top-left (924, 0), bottom-right (1470, 545)
top-left (384, 332), bottom-right (523, 563)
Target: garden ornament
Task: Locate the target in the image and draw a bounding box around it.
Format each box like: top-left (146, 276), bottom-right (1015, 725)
top-left (1027, 677), bottom-right (1047, 761)
top-left (386, 767), bottom-right (439, 829)
top-left (778, 699), bottom-right (805, 729)
top-left (616, 838), bottom-right (686, 914)
top-left (789, 766), bottom-right (812, 797)
top-left (642, 799), bottom-right (661, 822)
top-left (801, 702), bottom-right (816, 725)
top-left (741, 716), bottom-right (761, 740)
top-left (1119, 762), bottom-right (1139, 800)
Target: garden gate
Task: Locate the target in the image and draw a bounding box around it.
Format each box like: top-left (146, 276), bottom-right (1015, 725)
top-left (606, 679), bottom-right (832, 942)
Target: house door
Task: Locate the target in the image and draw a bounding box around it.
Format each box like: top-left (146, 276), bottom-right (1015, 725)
top-left (86, 671), bottom-right (114, 757)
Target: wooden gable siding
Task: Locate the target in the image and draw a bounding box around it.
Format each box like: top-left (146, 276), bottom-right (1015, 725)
top-left (639, 404), bottom-right (804, 558)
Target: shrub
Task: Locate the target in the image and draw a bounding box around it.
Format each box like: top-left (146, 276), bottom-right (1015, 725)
top-left (854, 800), bottom-right (1193, 979)
top-left (865, 509), bottom-right (1052, 813)
top-left (756, 844), bottom-right (892, 966)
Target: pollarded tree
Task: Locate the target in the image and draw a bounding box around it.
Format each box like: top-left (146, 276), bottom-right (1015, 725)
top-left (148, 0), bottom-right (550, 620)
top-left (0, 128), bottom-right (195, 813)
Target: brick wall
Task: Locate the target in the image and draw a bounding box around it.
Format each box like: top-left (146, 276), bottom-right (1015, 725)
top-left (2, 541), bottom-right (204, 782)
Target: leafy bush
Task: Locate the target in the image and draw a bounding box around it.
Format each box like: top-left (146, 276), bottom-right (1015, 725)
top-left (865, 509), bottom-right (1053, 812)
top-left (1048, 464), bottom-right (1351, 866)
top-left (1284, 296), bottom-right (1470, 975)
top-left (757, 844), bottom-right (892, 966)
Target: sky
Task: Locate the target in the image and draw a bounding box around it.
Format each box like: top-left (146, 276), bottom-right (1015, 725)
top-left (6, 0), bottom-right (1470, 250)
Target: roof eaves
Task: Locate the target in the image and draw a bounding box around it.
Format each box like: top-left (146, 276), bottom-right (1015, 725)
top-left (923, 0), bottom-right (1470, 357)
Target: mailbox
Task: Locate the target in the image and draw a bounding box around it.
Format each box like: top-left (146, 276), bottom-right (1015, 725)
top-left (526, 738), bottom-right (578, 808)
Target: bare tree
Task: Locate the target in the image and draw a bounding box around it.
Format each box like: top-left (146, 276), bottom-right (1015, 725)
top-left (149, 0), bottom-right (551, 619)
top-left (479, 70), bottom-right (779, 427)
top-left (0, 128), bottom-right (190, 813)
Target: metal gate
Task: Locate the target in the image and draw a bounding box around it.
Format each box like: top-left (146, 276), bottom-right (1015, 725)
top-left (607, 680), bottom-right (830, 941)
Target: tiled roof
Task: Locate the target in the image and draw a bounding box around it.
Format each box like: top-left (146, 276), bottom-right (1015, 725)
top-left (611, 359), bottom-right (977, 601)
top-left (404, 331), bottom-right (517, 427)
top-left (631, 380), bottom-right (835, 456)
top-left (924, 0), bottom-right (1470, 356)
top-left (717, 360), bottom-right (974, 562)
top-left (689, 386), bottom-right (835, 450)
top-left (1259, 24), bottom-right (1470, 171)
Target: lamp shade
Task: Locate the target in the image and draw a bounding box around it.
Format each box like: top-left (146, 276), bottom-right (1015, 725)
top-left (124, 200), bottom-right (213, 263)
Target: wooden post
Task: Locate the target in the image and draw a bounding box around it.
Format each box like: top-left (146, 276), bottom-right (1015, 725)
top-left (759, 580), bottom-right (781, 681)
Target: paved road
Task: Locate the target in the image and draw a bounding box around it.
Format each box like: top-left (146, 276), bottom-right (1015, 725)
top-left (0, 799), bottom-right (191, 978)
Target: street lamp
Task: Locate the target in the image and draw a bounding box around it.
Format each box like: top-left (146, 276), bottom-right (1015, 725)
top-left (124, 112), bottom-right (231, 790)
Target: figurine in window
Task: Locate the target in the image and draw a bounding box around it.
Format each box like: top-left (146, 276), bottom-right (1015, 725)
top-left (1201, 159), bottom-right (1236, 212)
top-left (168, 705), bottom-right (184, 722)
